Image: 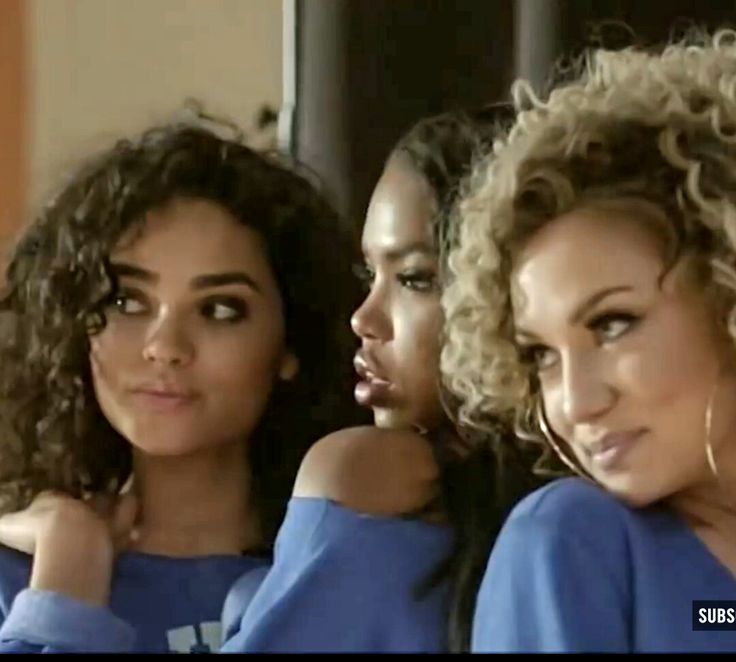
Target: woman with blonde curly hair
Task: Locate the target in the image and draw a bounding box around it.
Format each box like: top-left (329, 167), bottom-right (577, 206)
top-left (443, 31), bottom-right (736, 652)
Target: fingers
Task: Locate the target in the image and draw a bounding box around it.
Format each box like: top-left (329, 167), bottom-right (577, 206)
top-left (0, 510), bottom-right (36, 554)
top-left (0, 491), bottom-right (68, 554)
top-left (84, 473), bottom-right (135, 519)
top-left (0, 484), bottom-right (141, 558)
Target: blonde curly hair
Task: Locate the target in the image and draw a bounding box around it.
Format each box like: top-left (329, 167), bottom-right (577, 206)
top-left (442, 29), bottom-right (736, 473)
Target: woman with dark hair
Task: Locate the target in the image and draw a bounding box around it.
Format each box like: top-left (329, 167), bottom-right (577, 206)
top-left (0, 116), bottom-right (362, 652)
top-left (220, 106), bottom-right (540, 653)
top-left (351, 106), bottom-right (542, 652)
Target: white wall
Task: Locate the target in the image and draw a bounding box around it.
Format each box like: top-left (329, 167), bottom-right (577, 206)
top-left (28, 0), bottom-right (282, 206)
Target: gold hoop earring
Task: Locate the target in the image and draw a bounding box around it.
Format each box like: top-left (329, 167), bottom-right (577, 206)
top-left (536, 399), bottom-right (594, 482)
top-left (702, 374), bottom-right (736, 512)
top-left (704, 378), bottom-right (721, 482)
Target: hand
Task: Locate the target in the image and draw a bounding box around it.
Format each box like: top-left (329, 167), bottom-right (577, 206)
top-left (0, 487), bottom-right (139, 605)
top-left (0, 488), bottom-right (139, 555)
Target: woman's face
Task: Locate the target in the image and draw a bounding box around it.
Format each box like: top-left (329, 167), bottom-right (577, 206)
top-left (90, 197), bottom-right (298, 457)
top-left (511, 205), bottom-right (736, 506)
top-left (351, 155), bottom-right (445, 432)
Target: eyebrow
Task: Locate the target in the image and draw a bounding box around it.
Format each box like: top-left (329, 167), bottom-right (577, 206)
top-left (515, 285), bottom-right (634, 341)
top-left (110, 262), bottom-right (156, 283)
top-left (191, 272), bottom-right (262, 293)
top-left (110, 262), bottom-right (263, 294)
top-left (569, 285), bottom-right (633, 325)
top-left (364, 241), bottom-right (437, 262)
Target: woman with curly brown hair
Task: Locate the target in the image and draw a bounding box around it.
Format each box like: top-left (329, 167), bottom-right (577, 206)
top-left (443, 31), bottom-right (736, 652)
top-left (0, 116), bottom-right (364, 652)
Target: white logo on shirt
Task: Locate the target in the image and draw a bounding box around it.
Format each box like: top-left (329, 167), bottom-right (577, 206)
top-left (166, 622), bottom-right (222, 653)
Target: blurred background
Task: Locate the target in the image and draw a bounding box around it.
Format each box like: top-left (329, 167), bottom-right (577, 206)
top-left (3, 0), bottom-right (736, 255)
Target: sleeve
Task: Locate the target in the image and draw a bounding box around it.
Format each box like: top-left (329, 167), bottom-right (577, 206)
top-left (220, 497), bottom-right (454, 653)
top-left (471, 488), bottom-right (633, 653)
top-left (220, 565), bottom-right (270, 642)
top-left (0, 589), bottom-right (135, 653)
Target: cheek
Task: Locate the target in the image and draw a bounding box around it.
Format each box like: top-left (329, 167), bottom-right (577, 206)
top-left (91, 318), bottom-right (142, 364)
top-left (88, 330), bottom-right (125, 392)
top-left (616, 350), bottom-right (689, 405)
top-left (88, 334), bottom-right (124, 426)
top-left (543, 340), bottom-right (716, 439)
top-left (393, 303), bottom-right (442, 370)
top-left (618, 318), bottom-right (720, 412)
top-left (393, 302), bottom-right (442, 378)
top-left (540, 382), bottom-right (566, 438)
top-left (200, 332), bottom-right (285, 395)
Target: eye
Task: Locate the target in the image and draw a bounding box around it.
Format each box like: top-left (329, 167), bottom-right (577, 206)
top-left (200, 297), bottom-right (248, 323)
top-left (352, 263), bottom-right (375, 290)
top-left (519, 344), bottom-right (558, 371)
top-left (587, 312), bottom-right (639, 343)
top-left (397, 269), bottom-right (438, 293)
top-left (110, 291), bottom-right (148, 316)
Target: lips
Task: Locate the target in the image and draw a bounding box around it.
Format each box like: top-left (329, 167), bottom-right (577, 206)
top-left (353, 351), bottom-right (396, 408)
top-left (586, 428), bottom-right (647, 471)
top-left (129, 382), bottom-right (199, 412)
top-left (354, 351), bottom-right (386, 382)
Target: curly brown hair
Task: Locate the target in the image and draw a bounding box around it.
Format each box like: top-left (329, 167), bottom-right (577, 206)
top-left (443, 29), bottom-right (736, 476)
top-left (0, 117), bottom-right (363, 546)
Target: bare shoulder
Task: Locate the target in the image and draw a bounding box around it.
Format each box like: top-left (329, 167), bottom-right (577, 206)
top-left (293, 426), bottom-right (440, 517)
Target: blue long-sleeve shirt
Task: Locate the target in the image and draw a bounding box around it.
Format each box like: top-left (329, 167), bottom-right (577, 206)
top-left (0, 497), bottom-right (453, 653)
top-left (472, 477), bottom-right (736, 653)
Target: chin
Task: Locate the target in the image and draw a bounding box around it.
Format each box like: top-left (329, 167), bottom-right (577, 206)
top-left (127, 436), bottom-right (203, 458)
top-left (121, 421), bottom-right (210, 457)
top-left (372, 407), bottom-right (415, 431)
top-left (599, 475), bottom-right (662, 510)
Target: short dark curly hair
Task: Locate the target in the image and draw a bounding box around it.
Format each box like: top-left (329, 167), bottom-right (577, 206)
top-left (0, 117), bottom-right (363, 546)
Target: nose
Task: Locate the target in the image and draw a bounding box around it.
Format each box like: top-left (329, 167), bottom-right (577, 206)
top-left (351, 286), bottom-right (392, 342)
top-left (142, 314), bottom-right (194, 367)
top-left (559, 350), bottom-right (615, 426)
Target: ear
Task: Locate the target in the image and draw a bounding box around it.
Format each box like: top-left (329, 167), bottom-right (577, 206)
top-left (278, 351), bottom-right (300, 382)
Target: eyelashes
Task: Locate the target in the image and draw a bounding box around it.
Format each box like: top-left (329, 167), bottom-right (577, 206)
top-left (397, 269), bottom-right (439, 293)
top-left (109, 290), bottom-right (249, 324)
top-left (198, 296), bottom-right (248, 323)
top-left (353, 263), bottom-right (438, 294)
top-left (518, 311), bottom-right (642, 372)
top-left (585, 312), bottom-right (640, 342)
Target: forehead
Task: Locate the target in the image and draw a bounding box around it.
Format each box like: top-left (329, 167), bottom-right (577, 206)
top-left (362, 156), bottom-right (437, 253)
top-left (512, 208), bottom-right (665, 326)
top-left (112, 198), bottom-right (269, 271)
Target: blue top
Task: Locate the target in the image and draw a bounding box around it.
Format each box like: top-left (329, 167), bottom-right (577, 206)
top-left (221, 497), bottom-right (454, 652)
top-left (0, 497), bottom-right (454, 652)
top-left (0, 545), bottom-right (269, 652)
top-left (472, 477), bottom-right (736, 653)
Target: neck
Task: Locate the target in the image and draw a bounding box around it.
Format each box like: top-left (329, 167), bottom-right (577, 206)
top-left (667, 439), bottom-right (736, 573)
top-left (670, 482), bottom-right (736, 533)
top-left (130, 442), bottom-right (261, 558)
